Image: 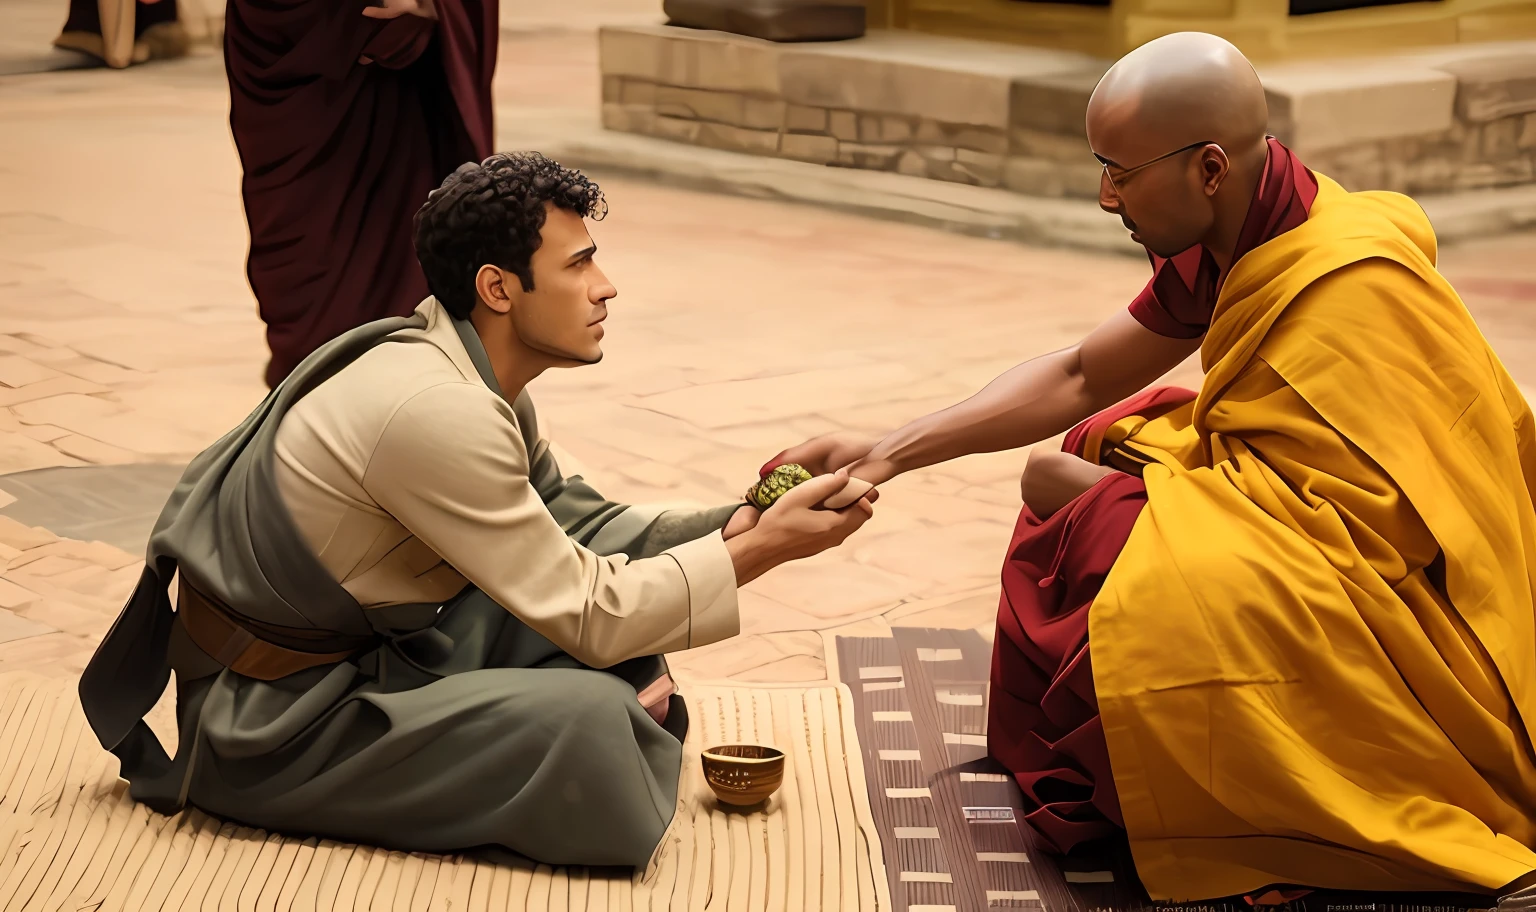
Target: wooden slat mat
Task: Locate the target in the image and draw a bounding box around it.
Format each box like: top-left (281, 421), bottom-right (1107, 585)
top-left (0, 672), bottom-right (892, 911)
top-left (836, 627), bottom-right (1497, 912)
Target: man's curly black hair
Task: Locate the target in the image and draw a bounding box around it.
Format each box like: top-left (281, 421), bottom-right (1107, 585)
top-left (412, 152), bottom-right (607, 320)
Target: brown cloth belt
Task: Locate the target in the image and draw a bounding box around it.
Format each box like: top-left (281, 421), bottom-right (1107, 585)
top-left (176, 578), bottom-right (376, 682)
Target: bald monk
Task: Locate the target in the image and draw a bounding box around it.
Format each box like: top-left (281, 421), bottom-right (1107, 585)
top-left (770, 31), bottom-right (1536, 903)
top-left (79, 152), bottom-right (874, 867)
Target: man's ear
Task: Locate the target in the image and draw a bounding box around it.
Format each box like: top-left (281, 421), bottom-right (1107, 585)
top-left (475, 265), bottom-right (515, 315)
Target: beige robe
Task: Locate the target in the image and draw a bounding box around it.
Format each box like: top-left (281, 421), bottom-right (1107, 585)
top-left (272, 296), bottom-right (740, 668)
top-left (80, 297), bottom-right (747, 868)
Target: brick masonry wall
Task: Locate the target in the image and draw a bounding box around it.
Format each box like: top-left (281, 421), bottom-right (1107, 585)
top-left (1308, 113), bottom-right (1536, 196)
top-left (602, 77), bottom-right (1103, 196)
top-left (599, 28), bottom-right (1536, 200)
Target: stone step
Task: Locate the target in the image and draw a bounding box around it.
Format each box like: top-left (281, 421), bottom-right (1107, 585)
top-left (498, 106), bottom-right (1536, 256)
top-left (598, 24), bottom-right (1536, 200)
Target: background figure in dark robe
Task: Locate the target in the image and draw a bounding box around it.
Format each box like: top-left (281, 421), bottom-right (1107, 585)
top-left (226, 0), bottom-right (497, 387)
top-left (56, 0), bottom-right (189, 68)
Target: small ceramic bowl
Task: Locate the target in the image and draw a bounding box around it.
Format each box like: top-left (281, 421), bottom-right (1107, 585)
top-left (701, 744), bottom-right (785, 807)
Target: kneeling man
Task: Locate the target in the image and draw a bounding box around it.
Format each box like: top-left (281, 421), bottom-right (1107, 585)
top-left (79, 152), bottom-right (872, 867)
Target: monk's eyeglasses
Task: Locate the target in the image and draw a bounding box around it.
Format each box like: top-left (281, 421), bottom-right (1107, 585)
top-left (1095, 140), bottom-right (1220, 193)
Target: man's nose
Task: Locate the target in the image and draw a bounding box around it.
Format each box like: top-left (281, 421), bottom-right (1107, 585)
top-left (591, 270), bottom-right (617, 304)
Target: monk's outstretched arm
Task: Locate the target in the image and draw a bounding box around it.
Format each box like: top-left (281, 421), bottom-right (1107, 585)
top-left (848, 311), bottom-right (1200, 485)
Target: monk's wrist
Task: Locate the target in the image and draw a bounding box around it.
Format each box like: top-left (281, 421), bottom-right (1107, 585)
top-left (864, 431), bottom-right (922, 482)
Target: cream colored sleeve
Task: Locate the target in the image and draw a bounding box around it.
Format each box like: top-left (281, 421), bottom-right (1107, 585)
top-left (362, 382), bottom-right (740, 668)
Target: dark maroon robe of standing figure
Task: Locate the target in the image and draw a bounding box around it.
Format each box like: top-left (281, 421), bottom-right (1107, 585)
top-left (225, 0), bottom-right (496, 387)
top-left (987, 138), bottom-right (1319, 856)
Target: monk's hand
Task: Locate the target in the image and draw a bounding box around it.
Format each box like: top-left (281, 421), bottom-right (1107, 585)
top-left (753, 470), bottom-right (874, 562)
top-left (820, 473), bottom-right (879, 511)
top-left (761, 432), bottom-right (877, 480)
top-left (362, 0), bottom-right (438, 21)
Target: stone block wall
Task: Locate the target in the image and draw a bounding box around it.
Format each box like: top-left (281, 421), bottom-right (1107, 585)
top-left (882, 0), bottom-right (1536, 64)
top-left (601, 79), bottom-right (1106, 195)
top-left (600, 26), bottom-right (1107, 198)
top-left (1305, 112), bottom-right (1536, 195)
top-left (1271, 54), bottom-right (1536, 195)
top-left (600, 25), bottom-right (1536, 200)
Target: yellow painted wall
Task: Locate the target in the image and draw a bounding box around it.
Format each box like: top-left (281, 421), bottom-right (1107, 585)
top-left (881, 0), bottom-right (1536, 59)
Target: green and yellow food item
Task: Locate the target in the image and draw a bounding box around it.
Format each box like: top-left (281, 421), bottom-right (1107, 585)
top-left (746, 463), bottom-right (813, 509)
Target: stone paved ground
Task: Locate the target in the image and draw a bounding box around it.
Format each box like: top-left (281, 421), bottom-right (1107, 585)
top-left (0, 18), bottom-right (1534, 693)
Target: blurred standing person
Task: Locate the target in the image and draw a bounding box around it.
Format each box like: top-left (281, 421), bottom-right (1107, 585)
top-left (226, 0), bottom-right (497, 387)
top-left (55, 0), bottom-right (190, 68)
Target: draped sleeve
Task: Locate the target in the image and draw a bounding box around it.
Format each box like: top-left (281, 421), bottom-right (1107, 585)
top-left (362, 382), bottom-right (741, 669)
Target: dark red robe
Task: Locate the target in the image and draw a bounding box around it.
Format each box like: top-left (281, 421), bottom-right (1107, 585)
top-left (987, 138), bottom-right (1320, 855)
top-left (225, 0), bottom-right (497, 387)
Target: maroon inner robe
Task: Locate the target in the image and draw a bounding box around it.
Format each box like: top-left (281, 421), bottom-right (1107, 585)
top-left (225, 0), bottom-right (497, 387)
top-left (988, 387), bottom-right (1193, 854)
top-left (986, 138), bottom-right (1319, 855)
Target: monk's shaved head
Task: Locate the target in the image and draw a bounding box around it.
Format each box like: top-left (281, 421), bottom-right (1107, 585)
top-left (1086, 33), bottom-right (1273, 261)
top-left (1088, 32), bottom-right (1268, 158)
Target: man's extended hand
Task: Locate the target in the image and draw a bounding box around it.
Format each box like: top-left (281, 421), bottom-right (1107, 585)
top-left (362, 0), bottom-right (438, 20)
top-left (764, 431), bottom-right (892, 510)
top-left (721, 505), bottom-right (760, 540)
top-left (755, 470), bottom-right (874, 560)
top-left (723, 470), bottom-right (874, 585)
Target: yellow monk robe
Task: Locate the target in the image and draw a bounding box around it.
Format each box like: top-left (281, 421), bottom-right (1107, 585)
top-left (1088, 173), bottom-right (1536, 900)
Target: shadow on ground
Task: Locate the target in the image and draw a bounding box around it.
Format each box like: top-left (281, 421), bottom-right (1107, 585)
top-left (0, 0), bottom-right (102, 77)
top-left (0, 463), bottom-right (185, 554)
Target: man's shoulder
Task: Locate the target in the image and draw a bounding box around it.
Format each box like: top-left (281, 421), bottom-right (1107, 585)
top-left (282, 337), bottom-right (509, 457)
top-left (305, 334), bottom-right (433, 396)
top-left (381, 374), bottom-right (514, 435)
top-left (358, 370), bottom-right (532, 488)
